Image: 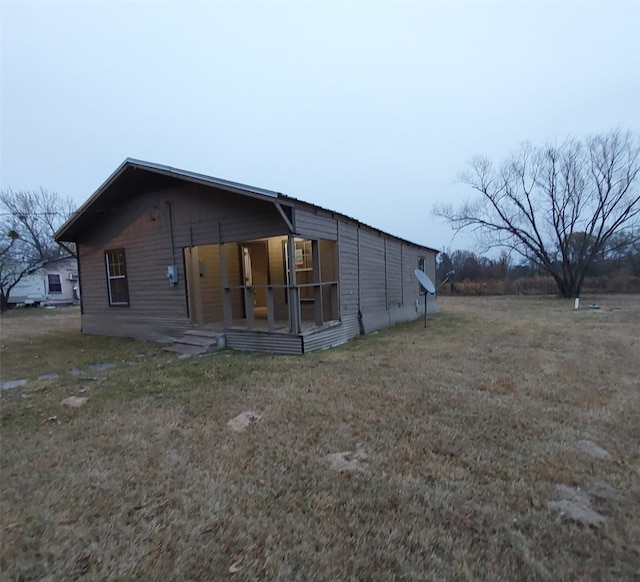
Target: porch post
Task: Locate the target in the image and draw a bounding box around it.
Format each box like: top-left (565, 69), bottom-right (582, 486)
top-left (218, 241), bottom-right (232, 328)
top-left (244, 287), bottom-right (254, 330)
top-left (312, 240), bottom-right (323, 326)
top-left (287, 235), bottom-right (301, 334)
top-left (190, 247), bottom-right (204, 326)
top-left (266, 286), bottom-right (275, 332)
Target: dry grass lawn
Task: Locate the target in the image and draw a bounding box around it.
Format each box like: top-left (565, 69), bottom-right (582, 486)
top-left (1, 297), bottom-right (639, 580)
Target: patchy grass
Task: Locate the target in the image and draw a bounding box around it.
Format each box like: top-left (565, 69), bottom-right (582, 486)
top-left (1, 296), bottom-right (639, 580)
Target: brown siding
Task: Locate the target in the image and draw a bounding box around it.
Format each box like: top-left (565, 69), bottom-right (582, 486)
top-left (225, 330), bottom-right (302, 355)
top-left (78, 183), bottom-right (288, 340)
top-left (385, 240), bottom-right (403, 310)
top-left (358, 228), bottom-right (386, 314)
top-left (337, 221), bottom-right (359, 317)
top-left (294, 208), bottom-right (338, 240)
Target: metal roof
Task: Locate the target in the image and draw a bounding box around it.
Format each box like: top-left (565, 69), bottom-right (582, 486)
top-left (56, 158), bottom-right (438, 252)
top-left (124, 158), bottom-right (281, 199)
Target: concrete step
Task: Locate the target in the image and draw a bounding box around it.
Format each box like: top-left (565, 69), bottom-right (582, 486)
top-left (164, 331), bottom-right (226, 355)
top-left (173, 336), bottom-right (218, 348)
top-left (183, 329), bottom-right (222, 339)
top-left (164, 343), bottom-right (209, 355)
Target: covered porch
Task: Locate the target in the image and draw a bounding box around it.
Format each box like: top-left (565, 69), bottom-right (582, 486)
top-left (183, 235), bottom-right (340, 351)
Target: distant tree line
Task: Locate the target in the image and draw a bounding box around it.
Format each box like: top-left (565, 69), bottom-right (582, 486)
top-left (437, 231), bottom-right (640, 295)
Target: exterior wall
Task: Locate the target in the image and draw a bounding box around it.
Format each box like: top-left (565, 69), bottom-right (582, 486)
top-left (78, 183), bottom-right (288, 341)
top-left (294, 208), bottom-right (338, 240)
top-left (72, 174), bottom-right (437, 349)
top-left (43, 259), bottom-right (80, 305)
top-left (336, 220), bottom-right (438, 336)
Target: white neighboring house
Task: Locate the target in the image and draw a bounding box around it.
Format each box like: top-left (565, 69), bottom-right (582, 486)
top-left (8, 256), bottom-right (80, 307)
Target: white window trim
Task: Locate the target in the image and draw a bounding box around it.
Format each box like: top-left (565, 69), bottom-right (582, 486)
top-left (105, 250), bottom-right (129, 306)
top-left (47, 273), bottom-right (63, 294)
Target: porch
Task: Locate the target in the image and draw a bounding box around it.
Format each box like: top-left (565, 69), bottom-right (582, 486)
top-left (182, 235), bottom-right (342, 353)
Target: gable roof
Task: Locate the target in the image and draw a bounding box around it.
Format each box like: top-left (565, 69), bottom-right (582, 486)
top-left (55, 158), bottom-right (438, 252)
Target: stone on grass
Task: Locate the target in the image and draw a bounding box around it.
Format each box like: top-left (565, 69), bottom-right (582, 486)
top-left (325, 443), bottom-right (369, 473)
top-left (226, 411), bottom-right (262, 432)
top-left (576, 440), bottom-right (611, 460)
top-left (38, 373), bottom-right (59, 381)
top-left (547, 484), bottom-right (607, 527)
top-left (2, 379), bottom-right (27, 390)
top-left (70, 368), bottom-right (82, 376)
top-left (89, 363), bottom-right (116, 371)
top-left (60, 396), bottom-right (89, 408)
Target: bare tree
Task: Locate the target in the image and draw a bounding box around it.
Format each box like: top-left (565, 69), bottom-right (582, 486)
top-left (0, 188), bottom-right (76, 311)
top-left (434, 129), bottom-right (640, 298)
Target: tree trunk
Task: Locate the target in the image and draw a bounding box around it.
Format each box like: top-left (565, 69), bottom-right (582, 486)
top-left (0, 292), bottom-right (9, 313)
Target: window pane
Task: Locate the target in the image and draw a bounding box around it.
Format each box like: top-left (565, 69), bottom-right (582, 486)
top-left (107, 250), bottom-right (126, 277)
top-left (48, 274), bottom-right (62, 293)
top-left (106, 248), bottom-right (129, 305)
top-left (110, 278), bottom-right (129, 304)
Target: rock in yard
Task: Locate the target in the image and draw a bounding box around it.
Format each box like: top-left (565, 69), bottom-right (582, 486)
top-left (576, 440), bottom-right (611, 460)
top-left (2, 379), bottom-right (27, 390)
top-left (89, 363), bottom-right (116, 371)
top-left (326, 443), bottom-right (369, 473)
top-left (547, 484), bottom-right (607, 527)
top-left (227, 411), bottom-right (262, 432)
top-left (38, 373), bottom-right (59, 381)
top-left (60, 396), bottom-right (89, 408)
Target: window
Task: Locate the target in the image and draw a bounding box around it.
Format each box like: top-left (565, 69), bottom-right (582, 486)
top-left (47, 273), bottom-right (62, 294)
top-left (105, 248), bottom-right (129, 306)
top-left (284, 239), bottom-right (314, 301)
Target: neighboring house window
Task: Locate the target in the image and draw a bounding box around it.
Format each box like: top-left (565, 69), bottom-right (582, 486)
top-left (47, 274), bottom-right (63, 294)
top-left (105, 249), bottom-right (130, 306)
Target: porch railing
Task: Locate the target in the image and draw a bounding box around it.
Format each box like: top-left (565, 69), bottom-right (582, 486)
top-left (222, 282), bottom-right (339, 333)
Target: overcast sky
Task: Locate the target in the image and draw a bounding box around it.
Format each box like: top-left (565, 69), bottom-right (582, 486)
top-left (1, 1), bottom-right (639, 252)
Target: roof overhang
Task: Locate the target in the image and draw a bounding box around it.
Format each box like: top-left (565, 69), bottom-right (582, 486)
top-left (55, 158), bottom-right (289, 242)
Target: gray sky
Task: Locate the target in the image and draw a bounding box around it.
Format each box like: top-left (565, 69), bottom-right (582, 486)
top-left (2, 1), bottom-right (639, 252)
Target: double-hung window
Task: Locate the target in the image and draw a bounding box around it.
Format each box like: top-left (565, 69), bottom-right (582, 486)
top-left (47, 274), bottom-right (62, 294)
top-left (105, 248), bottom-right (129, 306)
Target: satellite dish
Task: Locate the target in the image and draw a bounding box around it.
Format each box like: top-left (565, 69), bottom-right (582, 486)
top-left (414, 269), bottom-right (435, 294)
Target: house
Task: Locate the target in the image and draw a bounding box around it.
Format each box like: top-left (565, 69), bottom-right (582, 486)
top-left (55, 159), bottom-right (438, 354)
top-left (8, 256), bottom-right (79, 307)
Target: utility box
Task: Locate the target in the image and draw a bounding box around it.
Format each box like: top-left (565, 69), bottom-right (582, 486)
top-left (166, 265), bottom-right (178, 285)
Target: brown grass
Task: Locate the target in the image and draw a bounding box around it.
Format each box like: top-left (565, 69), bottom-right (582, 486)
top-left (440, 275), bottom-right (640, 296)
top-left (1, 296), bottom-right (639, 580)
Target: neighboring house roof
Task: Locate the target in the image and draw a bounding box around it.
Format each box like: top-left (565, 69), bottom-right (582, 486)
top-left (55, 158), bottom-right (438, 252)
